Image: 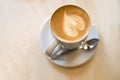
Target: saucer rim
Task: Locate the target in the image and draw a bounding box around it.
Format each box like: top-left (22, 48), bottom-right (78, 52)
top-left (39, 17), bottom-right (96, 68)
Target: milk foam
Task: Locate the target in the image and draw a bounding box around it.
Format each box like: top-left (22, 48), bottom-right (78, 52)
top-left (51, 5), bottom-right (90, 42)
top-left (63, 11), bottom-right (85, 37)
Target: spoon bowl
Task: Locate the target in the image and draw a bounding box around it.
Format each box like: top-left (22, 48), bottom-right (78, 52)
top-left (82, 39), bottom-right (99, 50)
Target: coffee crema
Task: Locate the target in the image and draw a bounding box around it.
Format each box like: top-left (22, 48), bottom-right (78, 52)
top-left (51, 5), bottom-right (90, 43)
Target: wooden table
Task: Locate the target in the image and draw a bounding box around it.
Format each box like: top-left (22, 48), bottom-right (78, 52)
top-left (0, 0), bottom-right (120, 80)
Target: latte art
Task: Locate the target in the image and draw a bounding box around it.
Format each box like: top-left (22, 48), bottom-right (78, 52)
top-left (51, 5), bottom-right (90, 42)
top-left (64, 11), bottom-right (85, 37)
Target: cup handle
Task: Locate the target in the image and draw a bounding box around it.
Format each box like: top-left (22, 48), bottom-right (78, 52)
top-left (46, 39), bottom-right (68, 59)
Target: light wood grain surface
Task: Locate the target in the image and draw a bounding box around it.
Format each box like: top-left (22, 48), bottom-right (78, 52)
top-left (0, 0), bottom-right (120, 80)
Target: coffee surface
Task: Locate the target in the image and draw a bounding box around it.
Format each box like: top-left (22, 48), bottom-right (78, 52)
top-left (51, 5), bottom-right (90, 42)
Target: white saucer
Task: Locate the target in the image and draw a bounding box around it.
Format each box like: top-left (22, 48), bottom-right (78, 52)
top-left (39, 17), bottom-right (99, 68)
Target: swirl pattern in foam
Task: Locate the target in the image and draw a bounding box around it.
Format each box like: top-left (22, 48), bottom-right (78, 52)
top-left (64, 11), bottom-right (85, 37)
top-left (50, 5), bottom-right (90, 42)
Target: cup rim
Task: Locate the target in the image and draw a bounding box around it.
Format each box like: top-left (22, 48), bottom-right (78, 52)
top-left (50, 4), bottom-right (91, 43)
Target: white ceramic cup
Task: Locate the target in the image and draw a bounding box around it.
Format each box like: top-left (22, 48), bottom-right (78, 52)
top-left (46, 5), bottom-right (91, 58)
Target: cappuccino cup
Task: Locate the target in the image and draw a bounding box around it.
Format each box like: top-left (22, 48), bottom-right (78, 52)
top-left (46, 5), bottom-right (91, 58)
